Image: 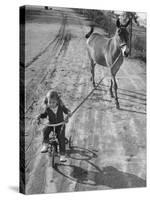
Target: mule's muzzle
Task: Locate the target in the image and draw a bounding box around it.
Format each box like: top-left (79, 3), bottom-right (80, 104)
top-left (120, 43), bottom-right (129, 57)
top-left (124, 51), bottom-right (129, 57)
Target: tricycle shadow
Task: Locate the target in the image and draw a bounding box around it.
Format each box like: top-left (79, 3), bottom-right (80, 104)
top-left (66, 146), bottom-right (98, 161)
top-left (54, 146), bottom-right (146, 189)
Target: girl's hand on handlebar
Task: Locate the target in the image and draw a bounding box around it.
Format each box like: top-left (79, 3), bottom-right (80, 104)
top-left (36, 116), bottom-right (41, 125)
top-left (64, 117), bottom-right (69, 123)
top-left (67, 111), bottom-right (72, 118)
top-left (65, 112), bottom-right (72, 123)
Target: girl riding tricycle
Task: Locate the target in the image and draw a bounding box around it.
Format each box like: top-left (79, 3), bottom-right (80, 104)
top-left (37, 90), bottom-right (72, 163)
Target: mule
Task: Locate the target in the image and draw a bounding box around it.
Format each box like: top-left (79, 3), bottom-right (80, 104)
top-left (86, 19), bottom-right (130, 109)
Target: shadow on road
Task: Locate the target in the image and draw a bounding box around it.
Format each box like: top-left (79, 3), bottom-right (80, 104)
top-left (118, 96), bottom-right (146, 106)
top-left (100, 83), bottom-right (146, 97)
top-left (118, 107), bottom-right (146, 115)
top-left (89, 84), bottom-right (146, 115)
top-left (66, 146), bottom-right (97, 161)
top-left (55, 151), bottom-right (146, 188)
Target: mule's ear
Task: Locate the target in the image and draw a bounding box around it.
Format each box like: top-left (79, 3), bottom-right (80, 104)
top-left (125, 19), bottom-right (130, 27)
top-left (116, 18), bottom-right (120, 28)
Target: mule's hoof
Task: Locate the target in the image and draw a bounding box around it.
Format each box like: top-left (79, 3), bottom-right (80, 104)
top-left (110, 93), bottom-right (115, 98)
top-left (116, 104), bottom-right (120, 109)
top-left (93, 82), bottom-right (96, 88)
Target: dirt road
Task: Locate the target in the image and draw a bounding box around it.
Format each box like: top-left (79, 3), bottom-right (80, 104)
top-left (24, 7), bottom-right (146, 194)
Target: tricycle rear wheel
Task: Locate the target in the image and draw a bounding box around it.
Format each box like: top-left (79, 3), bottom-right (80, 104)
top-left (51, 145), bottom-right (56, 168)
top-left (69, 136), bottom-right (73, 149)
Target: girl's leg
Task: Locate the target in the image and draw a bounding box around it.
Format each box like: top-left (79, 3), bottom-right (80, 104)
top-left (56, 125), bottom-right (66, 155)
top-left (41, 126), bottom-right (53, 153)
top-left (42, 126), bottom-right (53, 143)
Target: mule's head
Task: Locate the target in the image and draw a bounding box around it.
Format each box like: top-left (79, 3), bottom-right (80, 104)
top-left (116, 19), bottom-right (130, 57)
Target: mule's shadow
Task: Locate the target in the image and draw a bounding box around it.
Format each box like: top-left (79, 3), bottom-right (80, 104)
top-left (118, 107), bottom-right (146, 115)
top-left (90, 84), bottom-right (146, 115)
top-left (55, 146), bottom-right (146, 189)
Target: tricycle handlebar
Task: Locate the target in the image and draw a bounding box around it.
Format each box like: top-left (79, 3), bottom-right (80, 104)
top-left (40, 121), bottom-right (66, 127)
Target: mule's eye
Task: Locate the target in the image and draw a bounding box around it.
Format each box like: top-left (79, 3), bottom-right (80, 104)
top-left (118, 29), bottom-right (121, 35)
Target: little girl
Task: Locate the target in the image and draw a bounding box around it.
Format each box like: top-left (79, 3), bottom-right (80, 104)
top-left (37, 90), bottom-right (71, 162)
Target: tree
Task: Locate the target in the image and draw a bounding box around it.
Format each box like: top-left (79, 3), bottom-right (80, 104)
top-left (120, 12), bottom-right (139, 55)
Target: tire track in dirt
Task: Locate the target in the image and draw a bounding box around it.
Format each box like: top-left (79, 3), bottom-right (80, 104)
top-left (25, 14), bottom-right (67, 68)
top-left (25, 18), bottom-right (72, 114)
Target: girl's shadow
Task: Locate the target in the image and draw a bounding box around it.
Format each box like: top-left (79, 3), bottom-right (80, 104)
top-left (55, 146), bottom-right (146, 189)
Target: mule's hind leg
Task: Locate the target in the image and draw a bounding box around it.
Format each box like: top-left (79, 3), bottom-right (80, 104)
top-left (110, 79), bottom-right (114, 98)
top-left (87, 48), bottom-right (96, 87)
top-left (90, 59), bottom-right (96, 87)
top-left (111, 75), bottom-right (120, 109)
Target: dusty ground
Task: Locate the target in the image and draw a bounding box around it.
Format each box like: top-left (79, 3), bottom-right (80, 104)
top-left (23, 6), bottom-right (146, 194)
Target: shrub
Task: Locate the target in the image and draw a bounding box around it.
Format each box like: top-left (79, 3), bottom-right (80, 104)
top-left (133, 35), bottom-right (146, 52)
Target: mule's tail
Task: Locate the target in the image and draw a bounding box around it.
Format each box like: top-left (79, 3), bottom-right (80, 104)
top-left (85, 26), bottom-right (94, 38)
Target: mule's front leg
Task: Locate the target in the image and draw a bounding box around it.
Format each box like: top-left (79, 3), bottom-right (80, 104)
top-left (112, 76), bottom-right (120, 109)
top-left (90, 60), bottom-right (96, 87)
